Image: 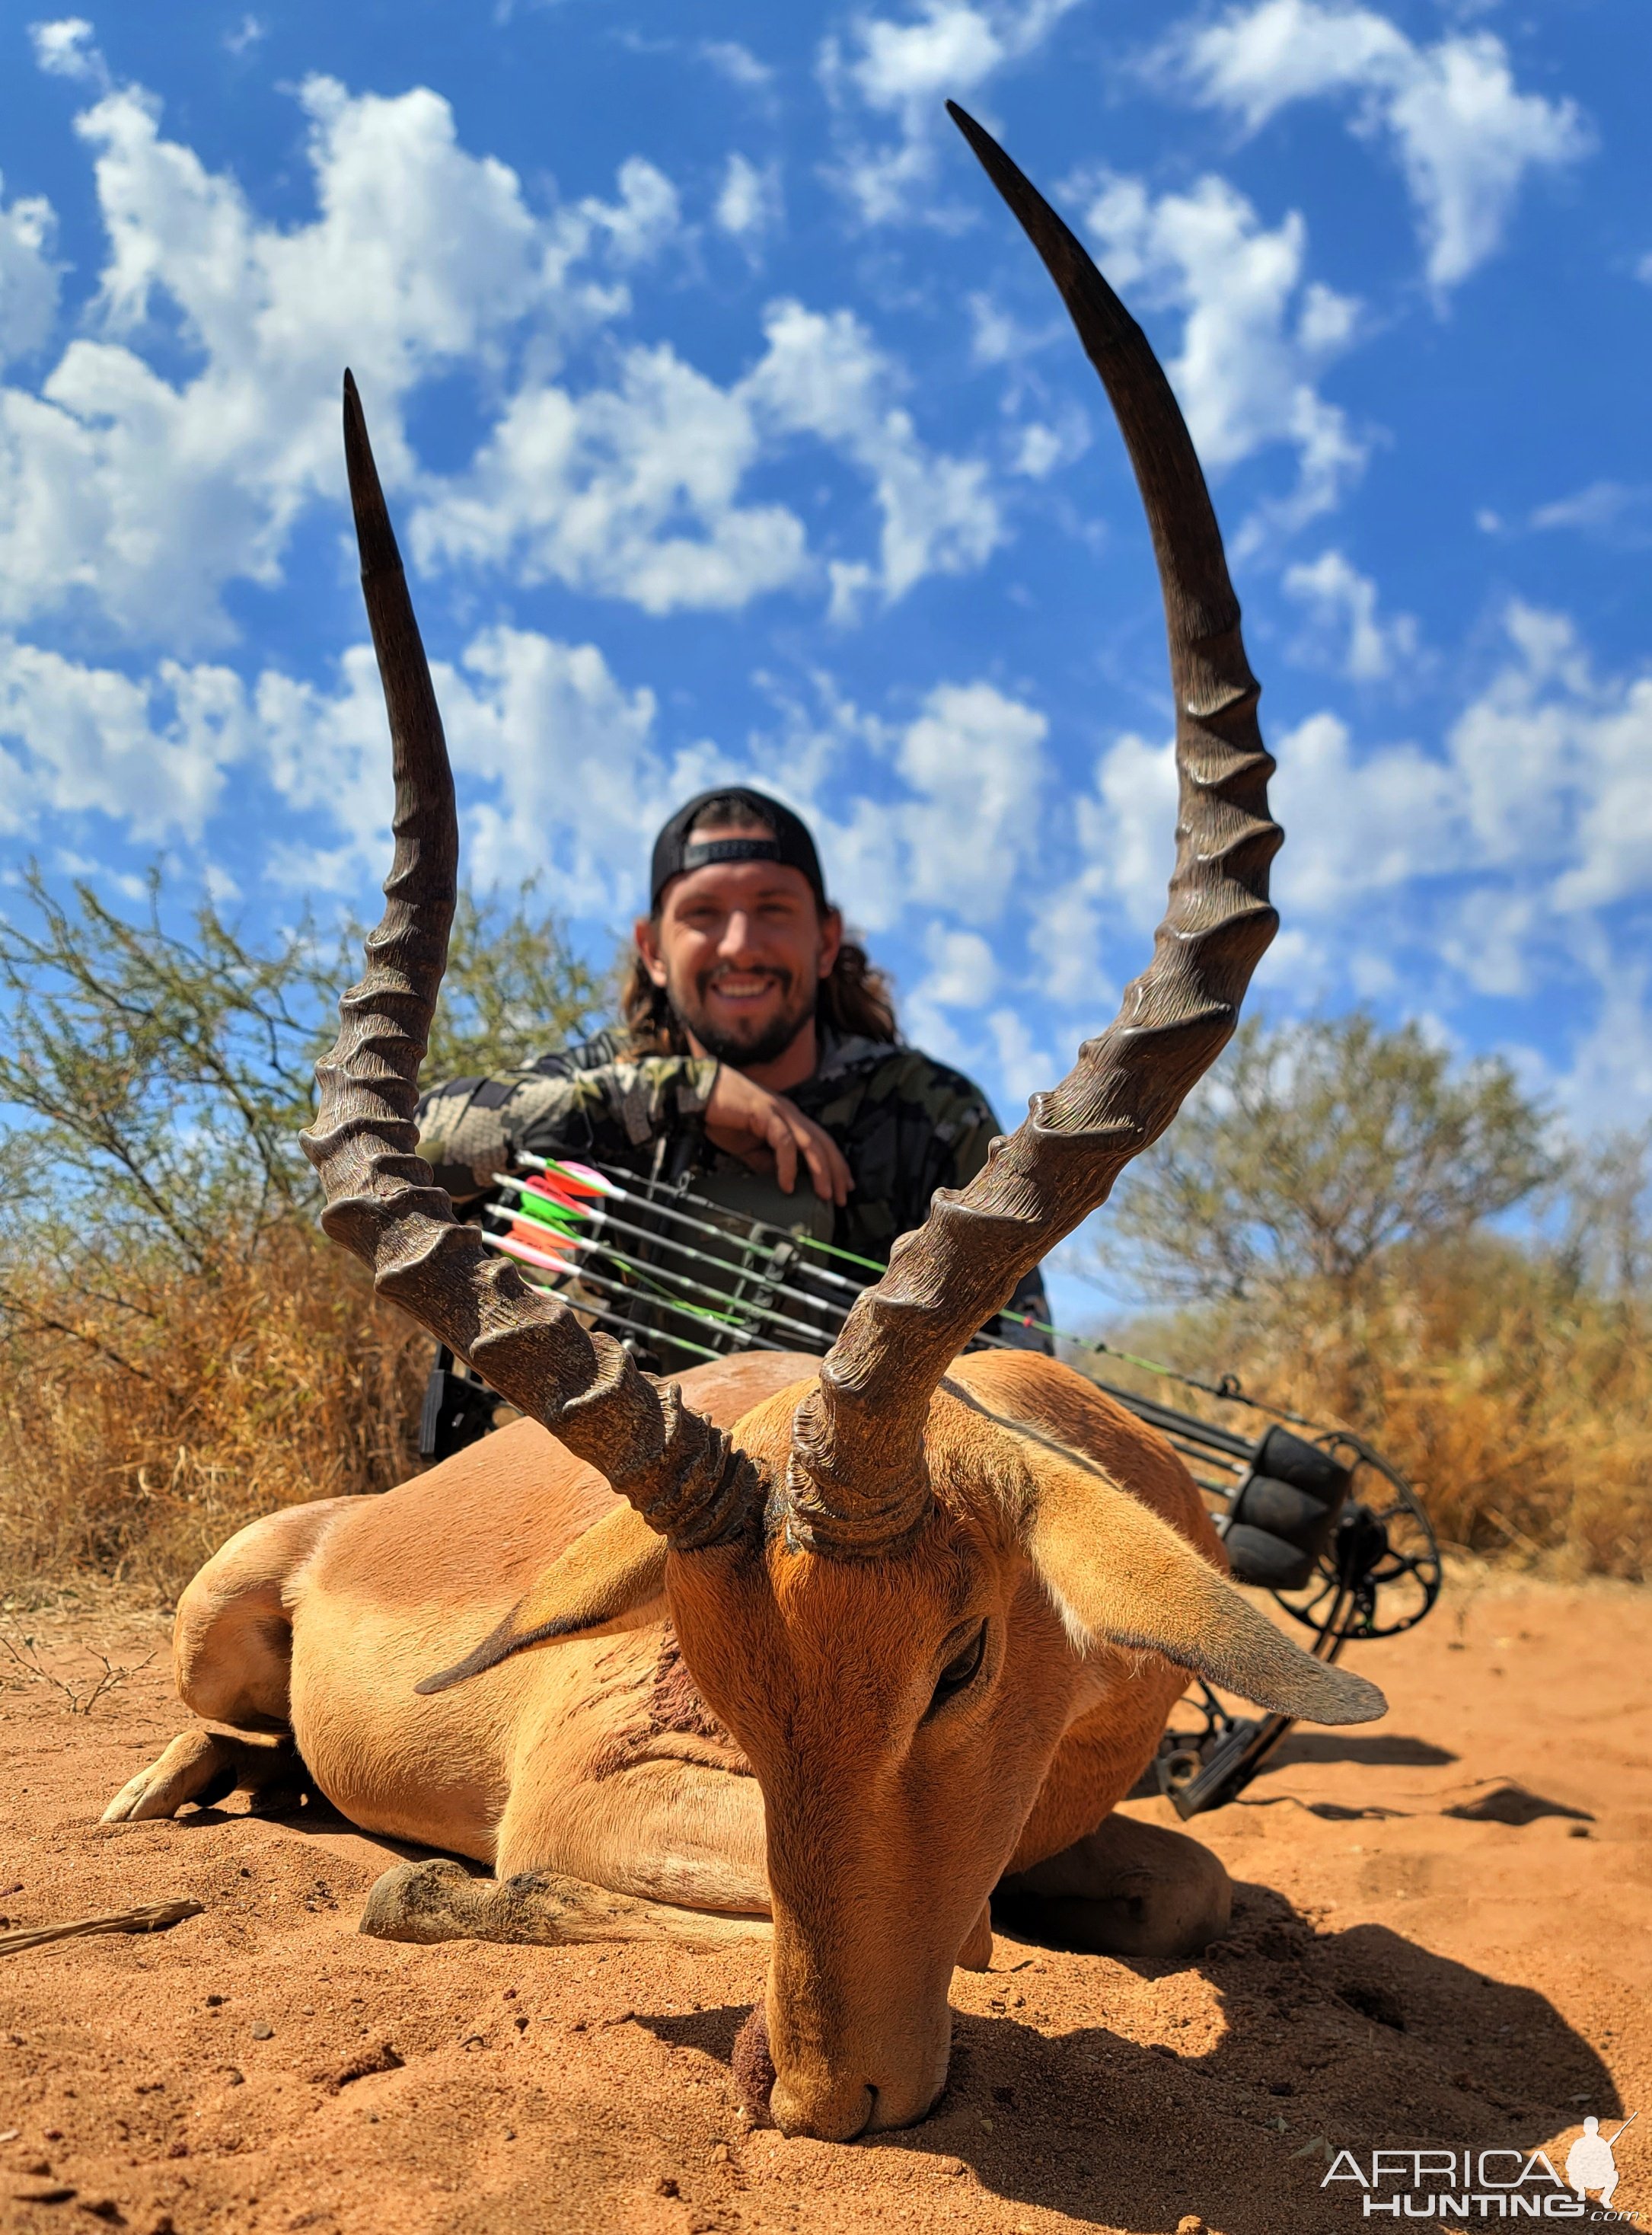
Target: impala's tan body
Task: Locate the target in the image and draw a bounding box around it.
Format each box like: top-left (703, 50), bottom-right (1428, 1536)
top-left (158, 1349), bottom-right (1210, 1914)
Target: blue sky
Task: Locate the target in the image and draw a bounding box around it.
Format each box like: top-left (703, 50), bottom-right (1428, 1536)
top-left (1, 0), bottom-right (1647, 1295)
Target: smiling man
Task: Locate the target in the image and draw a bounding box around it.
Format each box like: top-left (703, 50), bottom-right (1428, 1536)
top-left (415, 786), bottom-right (1051, 1347)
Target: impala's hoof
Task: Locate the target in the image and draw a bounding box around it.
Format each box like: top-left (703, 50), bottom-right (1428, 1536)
top-left (358, 1858), bottom-right (480, 1943)
top-left (102, 1767), bottom-right (169, 1824)
top-left (100, 1729), bottom-right (249, 1822)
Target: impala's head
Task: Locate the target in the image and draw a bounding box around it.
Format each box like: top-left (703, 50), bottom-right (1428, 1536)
top-left (303, 107), bottom-right (1385, 2145)
top-left (671, 1380), bottom-right (1066, 2139)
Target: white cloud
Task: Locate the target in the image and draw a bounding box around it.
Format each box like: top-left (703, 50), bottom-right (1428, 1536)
top-left (1023, 726), bottom-right (1180, 1017)
top-left (744, 299), bottom-right (1003, 615)
top-left (965, 288), bottom-right (1073, 382)
top-left (747, 669), bottom-right (1057, 1011)
top-left (1022, 785), bottom-right (1153, 1022)
top-left (0, 618), bottom-right (722, 902)
top-left (1282, 548), bottom-right (1419, 678)
top-left (901, 931), bottom-right (1057, 1094)
top-left (1029, 874), bottom-right (1106, 1011)
top-left (0, 636), bottom-right (248, 839)
top-left (1008, 411), bottom-right (1087, 481)
top-left (1437, 888), bottom-right (1539, 1000)
top-left (1076, 728), bottom-right (1179, 934)
top-left (987, 1007), bottom-right (1059, 1113)
top-left (1258, 611), bottom-right (1652, 950)
top-left (818, 0), bottom-right (1080, 225)
top-left (893, 680), bottom-right (1047, 922)
top-left (411, 340), bottom-right (808, 616)
top-left (1558, 958), bottom-right (1652, 1132)
top-left (442, 629), bottom-right (729, 903)
top-left (1029, 601), bottom-right (1652, 1025)
top-left (1528, 481), bottom-right (1652, 545)
top-left (841, 0), bottom-right (1005, 111)
top-left (0, 72), bottom-right (680, 649)
top-left (1067, 168), bottom-right (1366, 543)
top-left (732, 668), bottom-right (1051, 944)
top-left (967, 291), bottom-right (1035, 368)
top-left (1262, 604), bottom-right (1652, 994)
top-left (1449, 605), bottom-right (1652, 915)
top-left (1011, 422), bottom-right (1060, 480)
top-left (254, 627), bottom-right (735, 908)
top-left (1168, 0), bottom-right (1592, 295)
top-left (961, 288), bottom-right (1090, 486)
top-left (917, 922), bottom-right (998, 1008)
top-left (1269, 707), bottom-right (1459, 916)
top-left (1, 56), bottom-right (1003, 648)
top-left (697, 40), bottom-right (774, 93)
top-left (414, 295), bottom-right (1000, 620)
top-left (714, 155), bottom-right (784, 253)
top-left (0, 180), bottom-right (60, 366)
top-left (1, 618), bottom-right (1056, 979)
top-left (29, 17), bottom-right (107, 85)
top-left (276, 658), bottom-right (1054, 1015)
top-left (250, 646), bottom-right (413, 891)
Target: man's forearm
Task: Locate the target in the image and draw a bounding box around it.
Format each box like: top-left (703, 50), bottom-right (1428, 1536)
top-left (415, 1056), bottom-right (719, 1202)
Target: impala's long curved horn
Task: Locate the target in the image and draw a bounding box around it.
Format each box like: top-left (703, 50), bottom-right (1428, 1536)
top-left (784, 109), bottom-right (1282, 1556)
top-left (300, 373), bottom-right (755, 1550)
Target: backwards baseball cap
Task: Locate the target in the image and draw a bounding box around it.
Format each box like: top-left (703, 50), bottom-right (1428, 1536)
top-left (649, 787), bottom-right (827, 912)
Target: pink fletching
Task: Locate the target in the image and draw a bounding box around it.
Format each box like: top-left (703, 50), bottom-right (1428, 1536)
top-left (494, 1228), bottom-right (574, 1274)
top-left (544, 1160), bottom-right (617, 1198)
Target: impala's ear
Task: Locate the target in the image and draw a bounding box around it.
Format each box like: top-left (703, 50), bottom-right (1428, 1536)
top-left (415, 1502), bottom-right (668, 1694)
top-left (1022, 1445), bottom-right (1386, 1725)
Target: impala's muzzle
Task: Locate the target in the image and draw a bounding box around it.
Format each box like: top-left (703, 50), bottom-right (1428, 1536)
top-left (761, 1981), bottom-right (953, 2142)
top-left (757, 1841), bottom-right (970, 2141)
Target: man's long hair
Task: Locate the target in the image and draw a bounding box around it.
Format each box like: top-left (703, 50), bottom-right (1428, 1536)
top-left (620, 793), bottom-right (899, 1058)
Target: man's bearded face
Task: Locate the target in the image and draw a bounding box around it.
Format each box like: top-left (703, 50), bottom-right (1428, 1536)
top-left (643, 850), bottom-right (838, 1070)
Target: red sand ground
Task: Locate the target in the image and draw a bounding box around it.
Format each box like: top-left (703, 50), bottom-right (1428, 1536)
top-left (2, 1569), bottom-right (1647, 2235)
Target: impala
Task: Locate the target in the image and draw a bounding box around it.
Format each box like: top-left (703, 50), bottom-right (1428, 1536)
top-left (105, 107), bottom-right (1383, 2144)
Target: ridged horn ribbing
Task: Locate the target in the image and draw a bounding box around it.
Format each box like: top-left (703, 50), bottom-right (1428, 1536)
top-left (783, 108), bottom-right (1282, 1557)
top-left (300, 372), bottom-right (754, 1550)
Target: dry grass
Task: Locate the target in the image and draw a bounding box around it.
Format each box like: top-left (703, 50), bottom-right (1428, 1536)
top-left (1098, 1237), bottom-right (1652, 1583)
top-left (2, 1219), bottom-right (1645, 1608)
top-left (0, 1221), bottom-right (428, 1603)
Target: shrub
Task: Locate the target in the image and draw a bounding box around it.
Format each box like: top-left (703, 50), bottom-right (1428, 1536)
top-left (0, 1224), bottom-right (428, 1599)
top-left (0, 867), bottom-right (601, 1601)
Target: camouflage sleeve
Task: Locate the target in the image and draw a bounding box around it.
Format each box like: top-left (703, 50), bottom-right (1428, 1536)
top-left (416, 1057), bottom-right (719, 1204)
top-left (914, 1065), bottom-right (1000, 1203)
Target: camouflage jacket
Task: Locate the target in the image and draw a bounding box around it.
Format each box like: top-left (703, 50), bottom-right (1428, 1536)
top-left (416, 1026), bottom-right (1051, 1342)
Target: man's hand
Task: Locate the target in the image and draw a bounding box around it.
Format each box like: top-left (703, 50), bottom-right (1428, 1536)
top-left (705, 1067), bottom-right (853, 1205)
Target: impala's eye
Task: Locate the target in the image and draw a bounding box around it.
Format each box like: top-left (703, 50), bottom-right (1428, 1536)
top-left (930, 1621), bottom-right (987, 1712)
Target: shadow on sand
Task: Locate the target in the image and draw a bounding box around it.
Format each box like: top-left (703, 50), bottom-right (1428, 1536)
top-left (1256, 1731), bottom-right (1459, 1772)
top-left (639, 1882), bottom-right (1618, 2235)
top-left (162, 1783), bottom-right (466, 1873)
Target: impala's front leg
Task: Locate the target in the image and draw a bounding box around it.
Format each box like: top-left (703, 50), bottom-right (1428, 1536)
top-left (498, 1754), bottom-right (770, 1914)
top-left (360, 1857), bottom-right (769, 1949)
top-left (362, 1754), bottom-right (770, 1951)
top-left (103, 1727), bottom-right (302, 1822)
